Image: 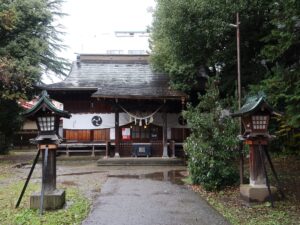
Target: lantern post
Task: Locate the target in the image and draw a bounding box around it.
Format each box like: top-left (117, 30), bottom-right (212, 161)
top-left (231, 94), bottom-right (283, 204)
top-left (18, 90), bottom-right (71, 213)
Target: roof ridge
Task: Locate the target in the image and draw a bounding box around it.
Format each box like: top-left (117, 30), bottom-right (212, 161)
top-left (77, 54), bottom-right (149, 64)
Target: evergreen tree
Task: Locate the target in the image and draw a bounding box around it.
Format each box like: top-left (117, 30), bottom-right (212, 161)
top-left (184, 77), bottom-right (239, 191)
top-left (0, 0), bottom-right (69, 100)
top-left (0, 0), bottom-right (68, 151)
top-left (150, 0), bottom-right (300, 152)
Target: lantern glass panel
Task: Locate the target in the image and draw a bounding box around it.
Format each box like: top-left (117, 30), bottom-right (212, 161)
top-left (38, 116), bottom-right (55, 131)
top-left (251, 115), bottom-right (268, 131)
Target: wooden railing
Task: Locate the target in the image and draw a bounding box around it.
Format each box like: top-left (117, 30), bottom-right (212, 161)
top-left (58, 141), bottom-right (112, 157)
top-left (58, 140), bottom-right (185, 158)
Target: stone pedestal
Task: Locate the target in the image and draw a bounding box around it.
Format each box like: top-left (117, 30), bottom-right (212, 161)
top-left (32, 147), bottom-right (65, 210)
top-left (249, 143), bottom-right (266, 185)
top-left (30, 189), bottom-right (65, 210)
top-left (42, 149), bottom-right (57, 192)
top-left (240, 184), bottom-right (277, 202)
top-left (241, 140), bottom-right (277, 203)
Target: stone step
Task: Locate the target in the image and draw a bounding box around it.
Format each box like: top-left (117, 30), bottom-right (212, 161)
top-left (97, 157), bottom-right (185, 166)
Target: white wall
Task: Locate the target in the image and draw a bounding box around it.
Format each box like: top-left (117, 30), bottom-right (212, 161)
top-left (63, 113), bottom-right (188, 130)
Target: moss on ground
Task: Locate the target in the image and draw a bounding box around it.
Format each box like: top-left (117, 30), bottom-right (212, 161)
top-left (187, 157), bottom-right (300, 225)
top-left (0, 182), bottom-right (90, 225)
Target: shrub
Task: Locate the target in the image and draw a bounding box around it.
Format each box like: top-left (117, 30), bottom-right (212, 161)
top-left (184, 77), bottom-right (239, 191)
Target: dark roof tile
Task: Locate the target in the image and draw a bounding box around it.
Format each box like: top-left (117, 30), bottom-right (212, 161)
top-left (46, 56), bottom-right (187, 100)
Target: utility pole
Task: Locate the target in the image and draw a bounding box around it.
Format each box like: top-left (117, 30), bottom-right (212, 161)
top-left (236, 13), bottom-right (241, 112)
top-left (236, 12), bottom-right (244, 185)
top-left (230, 12), bottom-right (243, 184)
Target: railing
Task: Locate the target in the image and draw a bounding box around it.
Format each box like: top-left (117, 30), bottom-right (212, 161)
top-left (58, 140), bottom-right (185, 158)
top-left (58, 141), bottom-right (113, 157)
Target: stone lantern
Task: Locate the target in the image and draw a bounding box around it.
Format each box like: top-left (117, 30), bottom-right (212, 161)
top-left (232, 94), bottom-right (281, 203)
top-left (22, 90), bottom-right (71, 213)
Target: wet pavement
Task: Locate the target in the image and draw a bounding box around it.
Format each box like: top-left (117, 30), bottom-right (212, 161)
top-left (82, 170), bottom-right (230, 225)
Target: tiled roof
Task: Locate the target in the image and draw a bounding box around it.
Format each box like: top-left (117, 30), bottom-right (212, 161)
top-left (45, 54), bottom-right (187, 100)
top-left (23, 90), bottom-right (71, 119)
top-left (231, 95), bottom-right (281, 117)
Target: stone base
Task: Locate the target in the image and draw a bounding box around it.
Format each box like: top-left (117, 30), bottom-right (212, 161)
top-left (30, 189), bottom-right (65, 210)
top-left (240, 184), bottom-right (277, 202)
top-left (162, 146), bottom-right (169, 158)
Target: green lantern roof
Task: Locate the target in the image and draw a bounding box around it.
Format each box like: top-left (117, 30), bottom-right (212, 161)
top-left (22, 90), bottom-right (71, 119)
top-left (231, 93), bottom-right (281, 117)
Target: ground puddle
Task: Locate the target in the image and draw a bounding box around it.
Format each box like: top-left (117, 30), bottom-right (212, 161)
top-left (108, 170), bottom-right (187, 185)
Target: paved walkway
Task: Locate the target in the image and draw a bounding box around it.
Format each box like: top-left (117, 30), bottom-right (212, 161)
top-left (82, 173), bottom-right (230, 225)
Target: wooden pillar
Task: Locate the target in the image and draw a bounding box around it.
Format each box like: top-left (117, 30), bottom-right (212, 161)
top-left (181, 97), bottom-right (186, 142)
top-left (248, 141), bottom-right (267, 185)
top-left (41, 148), bottom-right (56, 192)
top-left (114, 105), bottom-right (120, 158)
top-left (30, 144), bottom-right (65, 211)
top-left (240, 139), bottom-right (277, 203)
top-left (162, 104), bottom-right (168, 158)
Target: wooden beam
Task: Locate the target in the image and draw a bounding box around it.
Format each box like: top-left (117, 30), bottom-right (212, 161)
top-left (114, 108), bottom-right (120, 157)
top-left (162, 106), bottom-right (168, 158)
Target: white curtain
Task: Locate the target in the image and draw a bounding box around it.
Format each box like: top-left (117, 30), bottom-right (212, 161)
top-left (63, 113), bottom-right (188, 130)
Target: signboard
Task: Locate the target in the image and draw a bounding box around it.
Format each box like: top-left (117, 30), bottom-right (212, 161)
top-left (122, 128), bottom-right (131, 140)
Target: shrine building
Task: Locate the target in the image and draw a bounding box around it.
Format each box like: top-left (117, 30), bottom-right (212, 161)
top-left (42, 54), bottom-right (189, 157)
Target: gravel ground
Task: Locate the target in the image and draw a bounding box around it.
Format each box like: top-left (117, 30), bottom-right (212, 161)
top-left (0, 150), bottom-right (186, 201)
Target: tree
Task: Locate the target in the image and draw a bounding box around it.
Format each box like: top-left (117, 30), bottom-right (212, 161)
top-left (0, 100), bottom-right (23, 151)
top-left (150, 0), bottom-right (272, 96)
top-left (183, 77), bottom-right (239, 191)
top-left (0, 0), bottom-right (68, 151)
top-left (150, 0), bottom-right (300, 152)
top-left (0, 0), bottom-right (69, 100)
top-left (250, 0), bottom-right (300, 152)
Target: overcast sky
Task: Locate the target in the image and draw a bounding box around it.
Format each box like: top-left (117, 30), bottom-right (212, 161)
top-left (57, 0), bottom-right (155, 62)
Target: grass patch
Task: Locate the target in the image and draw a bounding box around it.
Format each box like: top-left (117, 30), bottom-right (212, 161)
top-left (0, 181), bottom-right (91, 225)
top-left (0, 163), bottom-right (13, 182)
top-left (185, 156), bottom-right (300, 225)
top-left (182, 176), bottom-right (193, 185)
top-left (190, 185), bottom-right (300, 225)
top-left (0, 173), bottom-right (8, 181)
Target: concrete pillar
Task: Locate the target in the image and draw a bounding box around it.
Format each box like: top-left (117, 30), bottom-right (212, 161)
top-left (91, 145), bottom-right (95, 157)
top-left (170, 140), bottom-right (176, 158)
top-left (104, 141), bottom-right (110, 159)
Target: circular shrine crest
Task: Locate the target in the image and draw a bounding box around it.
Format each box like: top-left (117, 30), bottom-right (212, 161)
top-left (91, 116), bottom-right (102, 127)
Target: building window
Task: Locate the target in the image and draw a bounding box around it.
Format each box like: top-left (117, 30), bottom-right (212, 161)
top-left (106, 50), bottom-right (124, 54)
top-left (150, 127), bottom-right (159, 139)
top-left (141, 126), bottom-right (150, 139)
top-left (128, 50), bottom-right (146, 55)
top-left (131, 126), bottom-right (150, 139)
top-left (131, 126), bottom-right (140, 139)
